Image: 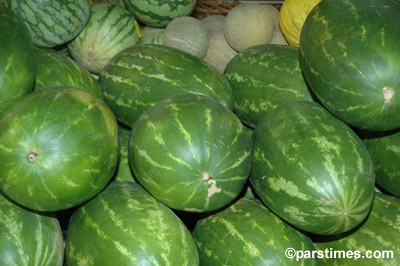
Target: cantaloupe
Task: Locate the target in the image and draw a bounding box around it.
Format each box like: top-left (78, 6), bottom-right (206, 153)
top-left (203, 32), bottom-right (237, 74)
top-left (270, 30), bottom-right (288, 45)
top-left (224, 4), bottom-right (274, 52)
top-left (163, 16), bottom-right (209, 58)
top-left (201, 15), bottom-right (225, 34)
top-left (261, 4), bottom-right (280, 30)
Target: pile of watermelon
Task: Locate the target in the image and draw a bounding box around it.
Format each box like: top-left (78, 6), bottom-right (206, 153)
top-left (0, 0), bottom-right (399, 265)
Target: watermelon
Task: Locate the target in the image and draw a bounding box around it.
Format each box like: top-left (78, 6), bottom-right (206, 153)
top-left (114, 126), bottom-right (135, 182)
top-left (299, 0), bottom-right (400, 131)
top-left (34, 47), bottom-right (102, 98)
top-left (128, 94), bottom-right (252, 212)
top-left (68, 2), bottom-right (140, 74)
top-left (314, 193), bottom-right (400, 265)
top-left (66, 180), bottom-right (199, 265)
top-left (193, 198), bottom-right (321, 265)
top-left (0, 6), bottom-right (35, 118)
top-left (224, 44), bottom-right (313, 128)
top-left (0, 191), bottom-right (64, 266)
top-left (138, 26), bottom-right (165, 44)
top-left (250, 101), bottom-right (375, 235)
top-left (0, 87), bottom-right (119, 211)
top-left (0, 0), bottom-right (9, 7)
top-left (10, 0), bottom-right (91, 47)
top-left (123, 0), bottom-right (196, 28)
top-left (364, 130), bottom-right (400, 198)
top-left (99, 44), bottom-right (234, 127)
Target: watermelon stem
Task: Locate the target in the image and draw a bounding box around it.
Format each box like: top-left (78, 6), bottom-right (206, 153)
top-left (201, 171), bottom-right (213, 182)
top-left (383, 87), bottom-right (395, 102)
top-left (27, 151), bottom-right (38, 162)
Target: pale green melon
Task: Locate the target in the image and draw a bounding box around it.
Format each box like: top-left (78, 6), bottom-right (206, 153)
top-left (163, 16), bottom-right (210, 58)
top-left (224, 4), bottom-right (274, 52)
top-left (262, 4), bottom-right (280, 30)
top-left (201, 15), bottom-right (225, 34)
top-left (270, 31), bottom-right (288, 45)
top-left (203, 32), bottom-right (237, 74)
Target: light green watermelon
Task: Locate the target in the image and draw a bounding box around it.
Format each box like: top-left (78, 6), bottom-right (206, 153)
top-left (128, 94), bottom-right (252, 212)
top-left (123, 0), bottom-right (196, 28)
top-left (0, 191), bottom-right (64, 266)
top-left (314, 193), bottom-right (400, 265)
top-left (66, 180), bottom-right (199, 265)
top-left (250, 101), bottom-right (375, 235)
top-left (193, 198), bottom-right (322, 265)
top-left (69, 2), bottom-right (140, 74)
top-left (139, 26), bottom-right (165, 44)
top-left (0, 6), bottom-right (35, 118)
top-left (0, 87), bottom-right (119, 211)
top-left (99, 44), bottom-right (234, 127)
top-left (34, 47), bottom-right (102, 98)
top-left (11, 0), bottom-right (91, 47)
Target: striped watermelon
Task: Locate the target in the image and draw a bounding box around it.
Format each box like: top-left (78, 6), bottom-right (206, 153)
top-left (0, 0), bottom-right (9, 7)
top-left (314, 193), bottom-right (400, 265)
top-left (99, 44), bottom-right (234, 127)
top-left (34, 47), bottom-right (102, 98)
top-left (250, 101), bottom-right (375, 235)
top-left (0, 87), bottom-right (119, 211)
top-left (224, 44), bottom-right (313, 128)
top-left (299, 0), bottom-right (400, 131)
top-left (193, 198), bottom-right (321, 265)
top-left (68, 2), bottom-right (140, 74)
top-left (124, 0), bottom-right (196, 27)
top-left (114, 126), bottom-right (135, 182)
top-left (128, 94), bottom-right (252, 212)
top-left (0, 6), bottom-right (35, 117)
top-left (0, 192), bottom-right (64, 266)
top-left (66, 180), bottom-right (199, 265)
top-left (138, 26), bottom-right (165, 44)
top-left (364, 131), bottom-right (400, 198)
top-left (10, 0), bottom-right (90, 47)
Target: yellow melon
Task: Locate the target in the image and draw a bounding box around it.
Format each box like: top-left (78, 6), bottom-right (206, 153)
top-left (280, 0), bottom-right (321, 47)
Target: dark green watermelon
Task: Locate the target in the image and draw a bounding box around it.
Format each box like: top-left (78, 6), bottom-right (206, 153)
top-left (0, 191), bottom-right (64, 266)
top-left (364, 131), bottom-right (400, 198)
top-left (193, 198), bottom-right (321, 265)
top-left (66, 180), bottom-right (199, 265)
top-left (128, 94), bottom-right (252, 212)
top-left (250, 101), bottom-right (375, 235)
top-left (99, 44), bottom-right (234, 127)
top-left (0, 87), bottom-right (119, 211)
top-left (314, 193), bottom-right (400, 265)
top-left (224, 44), bottom-right (313, 128)
top-left (11, 0), bottom-right (91, 47)
top-left (299, 0), bottom-right (400, 131)
top-left (123, 0), bottom-right (196, 27)
top-left (0, 6), bottom-right (35, 118)
top-left (34, 47), bottom-right (102, 98)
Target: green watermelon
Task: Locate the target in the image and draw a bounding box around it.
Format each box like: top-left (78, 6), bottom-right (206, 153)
top-left (224, 44), bottom-right (313, 128)
top-left (0, 0), bottom-right (9, 7)
top-left (299, 0), bottom-right (400, 131)
top-left (364, 131), bottom-right (400, 198)
top-left (0, 87), bottom-right (119, 211)
top-left (0, 191), bottom-right (64, 266)
top-left (66, 180), bottom-right (199, 265)
top-left (138, 26), bottom-right (165, 44)
top-left (68, 2), bottom-right (140, 74)
top-left (193, 198), bottom-right (321, 265)
top-left (114, 126), bottom-right (135, 182)
top-left (0, 6), bottom-right (35, 118)
top-left (128, 94), bottom-right (252, 212)
top-left (34, 47), bottom-right (102, 98)
top-left (250, 101), bottom-right (375, 235)
top-left (99, 44), bottom-right (234, 127)
top-left (314, 193), bottom-right (400, 265)
top-left (123, 0), bottom-right (196, 28)
top-left (11, 0), bottom-right (91, 47)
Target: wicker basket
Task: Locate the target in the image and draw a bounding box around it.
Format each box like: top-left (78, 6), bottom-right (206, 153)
top-left (193, 0), bottom-right (282, 20)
